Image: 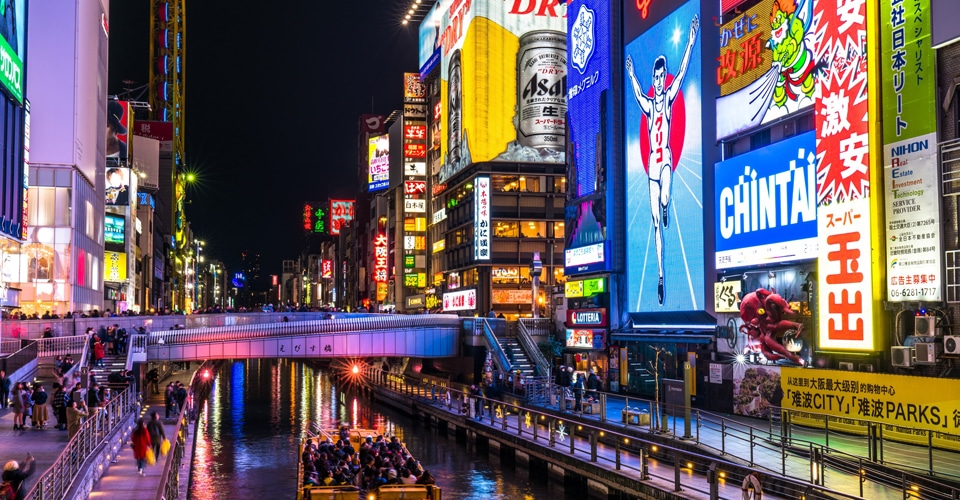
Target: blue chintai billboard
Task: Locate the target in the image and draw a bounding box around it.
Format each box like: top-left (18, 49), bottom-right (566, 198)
top-left (715, 131), bottom-right (818, 269)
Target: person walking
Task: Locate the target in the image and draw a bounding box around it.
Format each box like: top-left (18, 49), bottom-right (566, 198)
top-left (93, 339), bottom-right (105, 368)
top-left (573, 373), bottom-right (585, 413)
top-left (742, 471), bottom-right (763, 500)
top-left (469, 384), bottom-right (483, 420)
top-left (146, 411), bottom-right (166, 460)
top-left (0, 370), bottom-right (11, 409)
top-left (20, 385), bottom-right (33, 429)
top-left (130, 418), bottom-right (152, 475)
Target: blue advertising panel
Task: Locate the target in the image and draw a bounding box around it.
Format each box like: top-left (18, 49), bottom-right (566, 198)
top-left (565, 0), bottom-right (612, 277)
top-left (624, 0), bottom-right (705, 311)
top-left (105, 214), bottom-right (125, 246)
top-left (418, 1), bottom-right (445, 76)
top-left (715, 131), bottom-right (818, 269)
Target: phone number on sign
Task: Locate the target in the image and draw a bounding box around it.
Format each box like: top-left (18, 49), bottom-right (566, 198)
top-left (890, 288), bottom-right (938, 298)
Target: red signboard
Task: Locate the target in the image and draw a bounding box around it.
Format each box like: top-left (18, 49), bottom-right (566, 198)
top-left (404, 125), bottom-right (427, 141)
top-left (374, 233), bottom-right (389, 283)
top-left (404, 143), bottom-right (426, 158)
top-left (321, 259), bottom-right (333, 279)
top-left (404, 181), bottom-right (427, 195)
top-left (566, 308), bottom-right (608, 328)
top-left (330, 199), bottom-right (356, 236)
top-left (134, 120), bottom-right (174, 142)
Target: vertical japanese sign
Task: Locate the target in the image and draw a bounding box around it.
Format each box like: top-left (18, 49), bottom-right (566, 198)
top-left (881, 0), bottom-right (941, 302)
top-left (329, 200), bottom-right (356, 236)
top-left (373, 233), bottom-right (389, 283)
top-left (474, 176), bottom-right (490, 260)
top-left (815, 0), bottom-right (874, 351)
top-left (303, 202), bottom-right (326, 234)
top-left (321, 260), bottom-right (333, 279)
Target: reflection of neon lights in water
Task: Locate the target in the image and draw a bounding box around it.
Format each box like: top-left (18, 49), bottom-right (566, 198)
top-left (231, 361), bottom-right (245, 438)
top-left (289, 362), bottom-right (296, 429)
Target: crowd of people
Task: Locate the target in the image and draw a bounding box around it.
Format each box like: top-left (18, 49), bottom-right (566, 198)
top-left (300, 429), bottom-right (436, 493)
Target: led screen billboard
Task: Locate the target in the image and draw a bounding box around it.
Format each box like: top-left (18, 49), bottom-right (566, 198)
top-left (329, 200), bottom-right (355, 236)
top-left (624, 0), bottom-right (705, 311)
top-left (368, 135), bottom-right (390, 191)
top-left (419, 0), bottom-right (447, 75)
top-left (106, 100), bottom-right (131, 165)
top-left (104, 251), bottom-right (127, 282)
top-left (439, 0), bottom-right (568, 183)
top-left (105, 167), bottom-right (131, 206)
top-left (714, 0), bottom-right (818, 140)
top-left (0, 0), bottom-right (26, 104)
top-left (105, 214), bottom-right (126, 246)
top-left (715, 131), bottom-right (817, 269)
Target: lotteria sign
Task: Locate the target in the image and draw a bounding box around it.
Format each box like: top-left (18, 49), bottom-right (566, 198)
top-left (715, 131), bottom-right (818, 269)
top-left (565, 277), bottom-right (606, 298)
top-left (567, 308), bottom-right (608, 327)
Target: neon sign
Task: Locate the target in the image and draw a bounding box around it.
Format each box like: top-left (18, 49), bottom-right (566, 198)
top-left (374, 233), bottom-right (389, 283)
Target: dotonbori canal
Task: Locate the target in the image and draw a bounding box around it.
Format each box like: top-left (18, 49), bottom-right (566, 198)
top-left (187, 359), bottom-right (583, 499)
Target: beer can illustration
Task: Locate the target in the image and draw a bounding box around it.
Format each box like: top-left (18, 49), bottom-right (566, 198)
top-left (517, 30), bottom-right (567, 150)
top-left (447, 49), bottom-right (463, 164)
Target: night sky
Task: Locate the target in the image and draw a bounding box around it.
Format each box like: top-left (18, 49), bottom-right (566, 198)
top-left (108, 1), bottom-right (419, 273)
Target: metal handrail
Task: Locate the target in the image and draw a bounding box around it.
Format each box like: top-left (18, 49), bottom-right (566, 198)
top-left (364, 367), bottom-right (876, 500)
top-left (124, 334), bottom-right (148, 371)
top-left (479, 319), bottom-right (512, 374)
top-left (155, 365), bottom-right (202, 500)
top-left (25, 385), bottom-right (139, 500)
top-left (516, 320), bottom-right (551, 379)
top-left (1, 340), bottom-right (38, 376)
top-left (519, 318), bottom-right (553, 336)
top-left (147, 314), bottom-right (462, 346)
top-left (35, 335), bottom-right (88, 358)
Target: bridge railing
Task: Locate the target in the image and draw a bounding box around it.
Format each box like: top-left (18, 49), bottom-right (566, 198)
top-left (26, 385), bottom-right (140, 500)
top-left (147, 314), bottom-right (462, 345)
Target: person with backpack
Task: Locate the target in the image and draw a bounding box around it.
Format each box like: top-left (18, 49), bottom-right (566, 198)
top-left (1, 454), bottom-right (35, 500)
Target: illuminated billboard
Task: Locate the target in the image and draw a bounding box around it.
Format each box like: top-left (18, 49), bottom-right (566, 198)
top-left (565, 241), bottom-right (606, 275)
top-left (105, 167), bottom-right (131, 206)
top-left (104, 251), bottom-right (127, 282)
top-left (368, 135), bottom-right (390, 192)
top-left (321, 260), bottom-right (333, 279)
top-left (443, 289), bottom-right (476, 312)
top-left (329, 200), bottom-right (355, 236)
top-left (105, 214), bottom-right (126, 247)
top-left (881, 0), bottom-right (941, 302)
top-left (106, 100), bottom-right (131, 164)
top-left (303, 202), bottom-right (326, 234)
top-left (714, 0), bottom-right (818, 140)
top-left (439, 0), bottom-right (568, 183)
top-left (715, 131), bottom-right (817, 269)
top-left (418, 0), bottom-right (447, 75)
top-left (567, 0), bottom-right (610, 199)
top-left (373, 233), bottom-right (389, 283)
top-left (624, 0), bottom-right (705, 311)
top-left (815, 0), bottom-right (874, 351)
top-left (474, 176), bottom-right (490, 260)
top-left (0, 0), bottom-right (26, 104)
top-left (404, 73), bottom-right (426, 103)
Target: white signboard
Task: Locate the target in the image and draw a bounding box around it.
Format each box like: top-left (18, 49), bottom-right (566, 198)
top-left (883, 132), bottom-right (942, 302)
top-left (565, 242), bottom-right (604, 268)
top-left (432, 208), bottom-right (447, 225)
top-left (404, 199), bottom-right (427, 213)
top-left (474, 176), bottom-right (490, 260)
top-left (709, 363), bottom-right (723, 384)
top-left (405, 161), bottom-right (427, 176)
top-left (443, 289), bottom-right (476, 312)
top-left (714, 281), bottom-right (742, 313)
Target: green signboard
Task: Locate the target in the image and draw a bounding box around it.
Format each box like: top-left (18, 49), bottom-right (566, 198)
top-left (880, 0), bottom-right (935, 141)
top-left (404, 255), bottom-right (416, 268)
top-left (0, 31), bottom-right (22, 104)
top-left (565, 277), bottom-right (606, 298)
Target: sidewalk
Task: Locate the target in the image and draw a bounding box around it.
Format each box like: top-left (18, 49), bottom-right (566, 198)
top-left (88, 364), bottom-right (198, 500)
top-left (0, 376), bottom-right (71, 496)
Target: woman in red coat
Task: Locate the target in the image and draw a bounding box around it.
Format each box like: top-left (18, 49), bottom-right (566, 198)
top-left (130, 419), bottom-right (152, 475)
top-left (93, 340), bottom-right (105, 368)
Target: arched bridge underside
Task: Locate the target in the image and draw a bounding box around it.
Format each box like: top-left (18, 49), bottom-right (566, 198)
top-left (145, 315), bottom-right (461, 362)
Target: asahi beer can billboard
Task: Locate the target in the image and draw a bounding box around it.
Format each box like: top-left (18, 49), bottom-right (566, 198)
top-left (438, 0), bottom-right (568, 184)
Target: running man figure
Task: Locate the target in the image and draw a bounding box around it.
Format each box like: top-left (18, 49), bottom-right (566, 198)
top-left (625, 14), bottom-right (699, 305)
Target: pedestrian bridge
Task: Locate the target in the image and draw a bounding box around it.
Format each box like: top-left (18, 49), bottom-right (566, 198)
top-left (141, 314), bottom-right (462, 361)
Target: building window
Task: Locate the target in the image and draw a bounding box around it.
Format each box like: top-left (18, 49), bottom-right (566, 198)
top-left (520, 221), bottom-right (545, 238)
top-left (494, 221), bottom-right (519, 238)
top-left (553, 221), bottom-right (565, 239)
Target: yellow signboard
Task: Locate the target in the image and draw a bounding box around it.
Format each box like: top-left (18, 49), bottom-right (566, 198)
top-left (781, 367), bottom-right (960, 450)
top-left (104, 251), bottom-right (126, 282)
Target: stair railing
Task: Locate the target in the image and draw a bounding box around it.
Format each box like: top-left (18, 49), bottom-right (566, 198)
top-left (480, 319), bottom-right (512, 373)
top-left (516, 319), bottom-right (551, 380)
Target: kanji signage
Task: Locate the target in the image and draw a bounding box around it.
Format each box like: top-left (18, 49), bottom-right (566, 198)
top-left (321, 260), bottom-right (333, 279)
top-left (373, 233), bottom-right (389, 283)
top-left (404, 125), bottom-right (427, 141)
top-left (330, 200), bottom-right (356, 236)
top-left (443, 289), bottom-right (477, 312)
top-left (404, 143), bottom-right (426, 158)
top-left (474, 176), bottom-right (490, 260)
top-left (303, 202), bottom-right (326, 234)
top-left (564, 277), bottom-right (606, 298)
top-left (404, 181), bottom-right (427, 195)
top-left (714, 280), bottom-right (742, 313)
top-left (817, 198), bottom-right (874, 351)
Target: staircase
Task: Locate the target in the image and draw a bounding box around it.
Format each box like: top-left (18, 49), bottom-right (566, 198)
top-left (89, 353), bottom-right (128, 389)
top-left (498, 336), bottom-right (536, 377)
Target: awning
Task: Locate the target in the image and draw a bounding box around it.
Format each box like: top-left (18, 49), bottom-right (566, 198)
top-left (610, 311), bottom-right (717, 343)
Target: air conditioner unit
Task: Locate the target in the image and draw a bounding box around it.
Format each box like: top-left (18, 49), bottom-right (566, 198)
top-left (891, 346), bottom-right (914, 368)
top-left (944, 335), bottom-right (960, 355)
top-left (837, 362), bottom-right (855, 371)
top-left (915, 342), bottom-right (941, 365)
top-left (915, 315), bottom-right (935, 336)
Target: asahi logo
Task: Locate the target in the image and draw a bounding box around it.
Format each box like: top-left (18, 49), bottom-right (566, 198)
top-left (571, 4), bottom-right (595, 74)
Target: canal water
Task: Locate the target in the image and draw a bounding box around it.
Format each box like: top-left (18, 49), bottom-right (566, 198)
top-left (188, 359), bottom-right (578, 500)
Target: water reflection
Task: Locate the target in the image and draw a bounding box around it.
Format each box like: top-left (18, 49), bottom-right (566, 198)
top-left (188, 360), bottom-right (575, 499)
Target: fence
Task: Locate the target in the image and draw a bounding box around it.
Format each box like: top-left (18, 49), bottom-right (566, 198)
top-left (25, 386), bottom-right (140, 500)
top-left (1, 340), bottom-right (38, 376)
